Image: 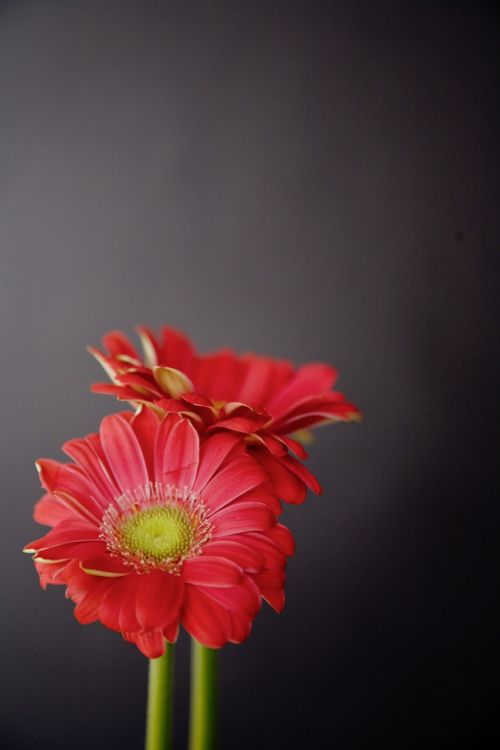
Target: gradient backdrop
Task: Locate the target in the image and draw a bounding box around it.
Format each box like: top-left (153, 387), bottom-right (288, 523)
top-left (0, 2), bottom-right (496, 748)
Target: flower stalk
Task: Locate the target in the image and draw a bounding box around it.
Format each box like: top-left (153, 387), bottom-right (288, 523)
top-left (188, 639), bottom-right (217, 750)
top-left (145, 644), bottom-right (174, 750)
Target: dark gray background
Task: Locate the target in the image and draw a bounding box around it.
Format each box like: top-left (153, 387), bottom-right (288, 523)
top-left (0, 1), bottom-right (497, 748)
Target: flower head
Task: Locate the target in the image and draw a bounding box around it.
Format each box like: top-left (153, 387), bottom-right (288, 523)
top-left (89, 326), bottom-right (361, 504)
top-left (25, 409), bottom-right (293, 657)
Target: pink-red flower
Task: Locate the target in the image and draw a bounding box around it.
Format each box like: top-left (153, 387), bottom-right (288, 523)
top-left (24, 409), bottom-right (293, 657)
top-left (89, 326), bottom-right (361, 504)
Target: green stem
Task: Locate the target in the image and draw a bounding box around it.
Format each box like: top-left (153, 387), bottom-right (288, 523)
top-left (188, 639), bottom-right (218, 750)
top-left (145, 643), bottom-right (174, 750)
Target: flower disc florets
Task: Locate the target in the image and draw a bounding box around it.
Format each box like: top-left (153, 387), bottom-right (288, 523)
top-left (100, 482), bottom-right (212, 574)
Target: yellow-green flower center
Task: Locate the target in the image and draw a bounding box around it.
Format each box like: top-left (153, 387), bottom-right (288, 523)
top-left (120, 505), bottom-right (194, 562)
top-left (100, 482), bottom-right (212, 574)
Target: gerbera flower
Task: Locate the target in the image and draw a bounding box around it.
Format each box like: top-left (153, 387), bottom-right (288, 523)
top-left (24, 409), bottom-right (293, 658)
top-left (89, 326), bottom-right (361, 504)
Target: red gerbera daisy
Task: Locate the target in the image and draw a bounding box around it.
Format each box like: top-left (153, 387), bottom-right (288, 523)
top-left (24, 409), bottom-right (293, 658)
top-left (89, 326), bottom-right (361, 504)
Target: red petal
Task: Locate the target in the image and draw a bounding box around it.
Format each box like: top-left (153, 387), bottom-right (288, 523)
top-left (273, 394), bottom-right (361, 433)
top-left (236, 534), bottom-right (285, 570)
top-left (62, 437), bottom-right (118, 505)
top-left (100, 414), bottom-right (149, 493)
top-left (116, 372), bottom-right (164, 398)
top-left (252, 569), bottom-right (286, 612)
top-left (99, 575), bottom-right (141, 632)
top-left (236, 486), bottom-right (282, 515)
top-left (102, 330), bottom-right (140, 360)
top-left (135, 571), bottom-right (184, 632)
top-left (131, 631), bottom-right (166, 658)
top-left (181, 585), bottom-right (231, 648)
top-left (193, 433), bottom-right (243, 491)
top-left (25, 520), bottom-right (100, 553)
top-left (227, 610), bottom-right (253, 644)
top-left (35, 559), bottom-right (68, 588)
top-left (33, 494), bottom-right (74, 526)
top-left (34, 541), bottom-right (106, 561)
top-left (36, 459), bottom-right (103, 523)
top-left (73, 579), bottom-right (115, 624)
top-left (202, 455), bottom-right (268, 515)
top-left (193, 350), bottom-right (242, 401)
top-left (249, 432), bottom-right (287, 457)
top-left (236, 355), bottom-right (284, 406)
top-left (267, 523), bottom-right (295, 556)
top-left (202, 540), bottom-right (264, 572)
top-left (182, 556), bottom-right (242, 587)
top-left (252, 450), bottom-right (307, 505)
top-left (130, 406), bottom-right (160, 480)
top-left (211, 502), bottom-right (275, 537)
top-left (159, 327), bottom-right (196, 376)
top-left (209, 414), bottom-right (268, 435)
top-left (181, 392), bottom-right (215, 409)
top-left (153, 413), bottom-right (182, 479)
top-left (198, 577), bottom-right (261, 616)
top-left (155, 418), bottom-right (199, 489)
top-left (164, 620), bottom-right (180, 643)
top-left (91, 383), bottom-right (143, 400)
top-left (279, 454), bottom-right (322, 494)
top-left (267, 363), bottom-right (337, 419)
top-left (276, 435), bottom-right (308, 459)
top-left (79, 554), bottom-right (130, 576)
top-left (259, 587), bottom-right (285, 612)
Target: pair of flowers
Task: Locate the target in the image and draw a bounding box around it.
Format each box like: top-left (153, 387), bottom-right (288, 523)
top-left (25, 326), bottom-right (360, 658)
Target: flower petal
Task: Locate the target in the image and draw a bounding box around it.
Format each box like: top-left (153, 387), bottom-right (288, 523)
top-left (155, 417), bottom-right (199, 489)
top-left (100, 414), bottom-right (149, 494)
top-left (153, 366), bottom-right (193, 398)
top-left (236, 355), bottom-right (285, 406)
top-left (102, 330), bottom-right (140, 360)
top-left (159, 327), bottom-right (196, 376)
top-left (251, 450), bottom-right (307, 505)
top-left (136, 325), bottom-right (160, 368)
top-left (267, 363), bottom-right (337, 419)
top-left (198, 577), bottom-right (261, 616)
top-left (211, 502), bottom-right (275, 537)
top-left (135, 571), bottom-right (184, 632)
top-left (202, 455), bottom-right (269, 515)
top-left (164, 620), bottom-right (180, 644)
top-left (193, 433), bottom-right (243, 491)
top-left (153, 413), bottom-right (182, 479)
top-left (182, 585), bottom-right (231, 648)
top-left (36, 460), bottom-right (103, 523)
top-left (73, 579), bottom-right (115, 624)
top-left (128, 631), bottom-right (166, 658)
top-left (24, 520), bottom-right (100, 554)
top-left (227, 610), bottom-right (253, 644)
top-left (99, 575), bottom-right (141, 633)
top-left (182, 556), bottom-right (242, 587)
top-left (130, 406), bottom-right (160, 479)
top-left (62, 437), bottom-right (118, 506)
top-left (201, 540), bottom-right (264, 572)
top-left (279, 454), bottom-right (322, 495)
top-left (33, 494), bottom-right (74, 526)
top-left (33, 541), bottom-right (106, 562)
top-left (35, 559), bottom-right (68, 589)
top-left (252, 569), bottom-right (286, 612)
top-left (80, 554), bottom-right (130, 577)
top-left (266, 523), bottom-right (295, 556)
top-left (235, 534), bottom-right (285, 570)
